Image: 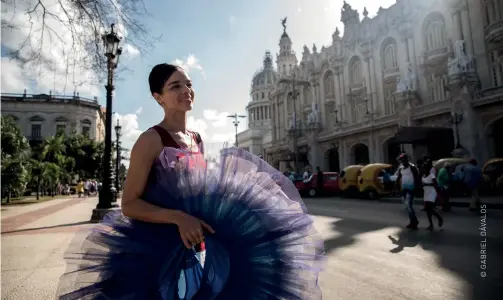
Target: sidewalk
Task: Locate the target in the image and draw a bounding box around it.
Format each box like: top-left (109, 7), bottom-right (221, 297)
top-left (1, 196), bottom-right (100, 300)
top-left (377, 196), bottom-right (503, 209)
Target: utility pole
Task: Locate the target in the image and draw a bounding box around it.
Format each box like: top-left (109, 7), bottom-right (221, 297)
top-left (227, 113), bottom-right (246, 147)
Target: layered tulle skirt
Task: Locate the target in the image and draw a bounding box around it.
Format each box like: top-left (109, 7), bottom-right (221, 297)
top-left (57, 148), bottom-right (325, 299)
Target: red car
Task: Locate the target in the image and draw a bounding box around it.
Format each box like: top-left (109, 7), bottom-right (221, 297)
top-left (295, 172), bottom-right (340, 197)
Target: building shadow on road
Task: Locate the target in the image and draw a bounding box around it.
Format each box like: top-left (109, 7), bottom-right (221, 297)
top-left (314, 200), bottom-right (503, 300)
top-left (1, 221), bottom-right (92, 234)
top-left (387, 228), bottom-right (503, 300)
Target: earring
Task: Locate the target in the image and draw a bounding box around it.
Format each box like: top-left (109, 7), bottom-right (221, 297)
top-left (158, 102), bottom-right (163, 106)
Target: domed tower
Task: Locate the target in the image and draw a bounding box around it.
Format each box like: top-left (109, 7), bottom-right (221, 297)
top-left (248, 51), bottom-right (277, 129)
top-left (276, 18), bottom-right (298, 76)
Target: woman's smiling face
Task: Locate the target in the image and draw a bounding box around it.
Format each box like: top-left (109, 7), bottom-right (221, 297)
top-left (153, 69), bottom-right (194, 112)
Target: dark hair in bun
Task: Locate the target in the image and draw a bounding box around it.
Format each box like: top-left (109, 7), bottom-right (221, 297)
top-left (148, 63), bottom-right (181, 95)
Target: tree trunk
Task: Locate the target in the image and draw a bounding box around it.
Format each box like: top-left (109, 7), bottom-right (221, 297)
top-left (36, 180), bottom-right (40, 200)
top-left (6, 191), bottom-right (11, 204)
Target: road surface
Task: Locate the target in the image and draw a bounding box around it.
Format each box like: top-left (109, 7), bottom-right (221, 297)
top-left (305, 197), bottom-right (503, 300)
top-left (2, 196), bottom-right (503, 299)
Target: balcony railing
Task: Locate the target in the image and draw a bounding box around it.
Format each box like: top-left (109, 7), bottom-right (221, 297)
top-left (1, 92), bottom-right (99, 104)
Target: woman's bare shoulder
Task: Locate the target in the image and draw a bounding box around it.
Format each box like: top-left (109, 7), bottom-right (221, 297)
top-left (132, 128), bottom-right (163, 157)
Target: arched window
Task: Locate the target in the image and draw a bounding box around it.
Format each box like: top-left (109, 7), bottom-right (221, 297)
top-left (483, 0), bottom-right (502, 26)
top-left (380, 38), bottom-right (398, 71)
top-left (81, 119), bottom-right (92, 137)
top-left (323, 71), bottom-right (335, 97)
top-left (349, 56), bottom-right (362, 85)
top-left (423, 13), bottom-right (447, 52)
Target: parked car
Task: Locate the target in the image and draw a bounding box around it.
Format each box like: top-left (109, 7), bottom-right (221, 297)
top-left (295, 172), bottom-right (340, 197)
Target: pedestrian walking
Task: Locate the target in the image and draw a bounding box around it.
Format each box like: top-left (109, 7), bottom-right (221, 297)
top-left (396, 153), bottom-right (420, 230)
top-left (463, 158), bottom-right (483, 211)
top-left (437, 162), bottom-right (452, 211)
top-left (421, 163), bottom-right (443, 230)
top-left (316, 166), bottom-right (324, 196)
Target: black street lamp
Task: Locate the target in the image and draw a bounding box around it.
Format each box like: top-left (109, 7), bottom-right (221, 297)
top-left (115, 119), bottom-right (122, 195)
top-left (450, 112), bottom-right (464, 148)
top-left (227, 113), bottom-right (246, 147)
top-left (92, 24), bottom-right (122, 222)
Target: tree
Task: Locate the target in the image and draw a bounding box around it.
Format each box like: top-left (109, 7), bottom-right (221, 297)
top-left (1, 116), bottom-right (31, 202)
top-left (2, 160), bottom-right (30, 202)
top-left (1, 116), bottom-right (30, 161)
top-left (64, 132), bottom-right (103, 180)
top-left (1, 0), bottom-right (156, 87)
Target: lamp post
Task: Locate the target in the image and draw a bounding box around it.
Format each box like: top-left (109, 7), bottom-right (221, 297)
top-left (92, 24), bottom-right (122, 222)
top-left (115, 119), bottom-right (122, 194)
top-left (227, 113), bottom-right (246, 147)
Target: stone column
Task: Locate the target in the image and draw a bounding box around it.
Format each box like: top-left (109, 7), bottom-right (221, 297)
top-left (317, 75), bottom-right (327, 126)
top-left (333, 70), bottom-right (340, 106)
top-left (338, 141), bottom-right (346, 170)
top-left (461, 7), bottom-right (474, 55)
top-left (452, 11), bottom-right (463, 42)
top-left (407, 37), bottom-right (419, 89)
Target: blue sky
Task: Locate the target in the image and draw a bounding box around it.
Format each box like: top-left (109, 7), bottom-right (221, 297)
top-left (1, 0), bottom-right (396, 157)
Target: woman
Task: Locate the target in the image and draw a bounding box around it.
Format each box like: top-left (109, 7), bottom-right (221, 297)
top-left (421, 163), bottom-right (443, 230)
top-left (57, 64), bottom-right (324, 299)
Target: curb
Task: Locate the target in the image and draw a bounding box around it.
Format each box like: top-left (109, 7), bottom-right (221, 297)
top-left (377, 197), bottom-right (503, 210)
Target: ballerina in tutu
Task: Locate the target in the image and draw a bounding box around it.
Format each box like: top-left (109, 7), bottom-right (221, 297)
top-left (57, 64), bottom-right (325, 300)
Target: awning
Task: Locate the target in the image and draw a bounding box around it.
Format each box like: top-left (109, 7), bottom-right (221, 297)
top-left (389, 126), bottom-right (453, 144)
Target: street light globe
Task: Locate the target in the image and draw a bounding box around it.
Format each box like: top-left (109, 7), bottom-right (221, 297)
top-left (103, 24), bottom-right (122, 58)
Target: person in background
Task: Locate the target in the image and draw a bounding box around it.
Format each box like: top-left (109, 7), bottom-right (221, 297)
top-left (316, 166), bottom-right (324, 196)
top-left (463, 158), bottom-right (483, 211)
top-left (396, 153), bottom-right (420, 230)
top-left (421, 163), bottom-right (444, 230)
top-left (76, 180), bottom-right (84, 198)
top-left (437, 162), bottom-right (452, 212)
top-left (420, 158), bottom-right (435, 211)
top-left (302, 166), bottom-right (311, 181)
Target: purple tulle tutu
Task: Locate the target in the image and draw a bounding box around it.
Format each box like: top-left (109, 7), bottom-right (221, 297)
top-left (56, 147), bottom-right (325, 299)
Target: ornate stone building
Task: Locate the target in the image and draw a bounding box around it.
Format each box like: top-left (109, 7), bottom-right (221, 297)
top-left (241, 0), bottom-right (503, 172)
top-left (1, 91), bottom-right (106, 142)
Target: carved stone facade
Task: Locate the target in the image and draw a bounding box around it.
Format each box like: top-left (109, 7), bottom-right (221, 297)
top-left (1, 92), bottom-right (106, 142)
top-left (242, 0), bottom-right (503, 171)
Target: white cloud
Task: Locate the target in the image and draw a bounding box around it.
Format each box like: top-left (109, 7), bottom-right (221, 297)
top-left (112, 110), bottom-right (143, 167)
top-left (123, 44), bottom-right (141, 59)
top-left (186, 116), bottom-right (236, 158)
top-left (135, 107), bottom-right (143, 115)
top-left (172, 54), bottom-right (205, 78)
top-left (0, 0), bottom-right (140, 97)
top-left (209, 133), bottom-right (235, 143)
top-left (187, 116), bottom-right (209, 139)
top-left (203, 109), bottom-right (230, 128)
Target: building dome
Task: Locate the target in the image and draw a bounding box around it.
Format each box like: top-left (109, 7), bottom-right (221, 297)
top-left (251, 51), bottom-right (278, 89)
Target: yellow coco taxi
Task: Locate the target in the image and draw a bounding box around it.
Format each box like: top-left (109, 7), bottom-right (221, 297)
top-left (357, 163), bottom-right (395, 199)
top-left (339, 165), bottom-right (364, 196)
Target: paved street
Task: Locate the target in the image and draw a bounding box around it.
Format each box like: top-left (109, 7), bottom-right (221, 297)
top-left (2, 196), bottom-right (503, 299)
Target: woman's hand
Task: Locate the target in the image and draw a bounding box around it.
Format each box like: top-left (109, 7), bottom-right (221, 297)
top-left (174, 211), bottom-right (215, 249)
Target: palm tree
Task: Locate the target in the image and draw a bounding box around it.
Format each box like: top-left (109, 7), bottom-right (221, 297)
top-left (42, 135), bottom-right (66, 165)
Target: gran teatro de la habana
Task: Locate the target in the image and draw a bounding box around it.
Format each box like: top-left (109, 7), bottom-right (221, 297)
top-left (239, 0), bottom-right (503, 172)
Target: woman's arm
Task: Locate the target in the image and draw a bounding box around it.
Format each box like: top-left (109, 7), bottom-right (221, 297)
top-left (121, 130), bottom-right (183, 224)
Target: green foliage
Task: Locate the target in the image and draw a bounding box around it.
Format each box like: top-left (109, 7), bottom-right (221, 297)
top-left (1, 115), bottom-right (105, 200)
top-left (1, 116), bottom-right (31, 200)
top-left (1, 116), bottom-right (30, 160)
